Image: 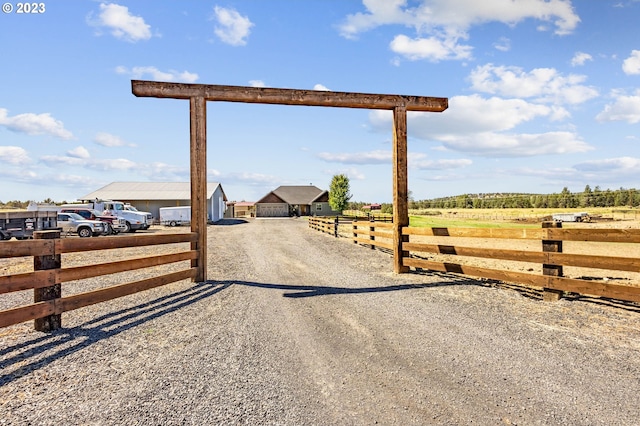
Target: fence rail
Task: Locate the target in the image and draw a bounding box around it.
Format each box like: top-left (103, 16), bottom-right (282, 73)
top-left (352, 220), bottom-right (394, 251)
top-left (341, 221), bottom-right (640, 304)
top-left (406, 222), bottom-right (640, 303)
top-left (0, 230), bottom-right (198, 330)
top-left (308, 216), bottom-right (338, 237)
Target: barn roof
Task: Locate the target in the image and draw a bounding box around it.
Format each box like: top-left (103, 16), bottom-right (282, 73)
top-left (257, 185), bottom-right (326, 205)
top-left (80, 182), bottom-right (227, 201)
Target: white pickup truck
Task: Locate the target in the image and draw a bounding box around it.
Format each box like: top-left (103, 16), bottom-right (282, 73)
top-left (67, 200), bottom-right (153, 233)
top-left (57, 212), bottom-right (105, 237)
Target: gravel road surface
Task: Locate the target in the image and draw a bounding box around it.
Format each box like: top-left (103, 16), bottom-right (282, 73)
top-left (1, 218), bottom-right (640, 425)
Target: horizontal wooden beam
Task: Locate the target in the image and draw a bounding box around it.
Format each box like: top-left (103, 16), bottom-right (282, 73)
top-left (132, 80), bottom-right (448, 112)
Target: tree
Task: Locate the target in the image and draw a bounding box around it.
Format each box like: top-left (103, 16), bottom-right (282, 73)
top-left (329, 174), bottom-right (352, 213)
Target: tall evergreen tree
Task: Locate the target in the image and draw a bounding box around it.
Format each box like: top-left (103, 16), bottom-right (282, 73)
top-left (329, 174), bottom-right (352, 213)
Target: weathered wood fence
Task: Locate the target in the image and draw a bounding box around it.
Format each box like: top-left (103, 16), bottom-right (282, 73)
top-left (311, 220), bottom-right (640, 304)
top-left (309, 215), bottom-right (394, 238)
top-left (0, 230), bottom-right (198, 331)
top-left (352, 221), bottom-right (394, 252)
top-left (308, 216), bottom-right (338, 237)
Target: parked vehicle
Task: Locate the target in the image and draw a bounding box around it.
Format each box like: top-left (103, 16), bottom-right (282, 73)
top-left (57, 212), bottom-right (105, 237)
top-left (59, 207), bottom-right (127, 234)
top-left (0, 210), bottom-right (58, 240)
top-left (64, 200), bottom-right (153, 233)
top-left (552, 212), bottom-right (591, 222)
top-left (159, 206), bottom-right (191, 226)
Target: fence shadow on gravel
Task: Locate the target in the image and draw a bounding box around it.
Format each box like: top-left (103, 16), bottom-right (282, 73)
top-left (0, 281), bottom-right (229, 386)
top-left (227, 279), bottom-right (481, 298)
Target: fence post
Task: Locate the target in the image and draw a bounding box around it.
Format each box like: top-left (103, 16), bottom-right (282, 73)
top-left (33, 230), bottom-right (61, 331)
top-left (353, 221), bottom-right (357, 245)
top-left (334, 216), bottom-right (338, 238)
top-left (369, 218), bottom-right (375, 250)
top-left (542, 221), bottom-right (563, 302)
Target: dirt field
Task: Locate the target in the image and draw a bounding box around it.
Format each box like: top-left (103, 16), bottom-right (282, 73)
top-left (1, 218), bottom-right (640, 424)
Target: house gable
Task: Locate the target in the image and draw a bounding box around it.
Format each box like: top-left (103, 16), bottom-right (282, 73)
top-left (257, 192), bottom-right (286, 204)
top-left (312, 191), bottom-right (329, 203)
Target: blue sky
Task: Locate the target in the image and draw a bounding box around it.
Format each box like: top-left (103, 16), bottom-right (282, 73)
top-left (1, 0), bottom-right (639, 203)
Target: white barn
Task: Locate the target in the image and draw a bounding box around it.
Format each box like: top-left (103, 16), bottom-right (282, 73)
top-left (80, 182), bottom-right (228, 223)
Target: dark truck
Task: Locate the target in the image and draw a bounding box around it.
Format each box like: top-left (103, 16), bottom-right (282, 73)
top-left (0, 210), bottom-right (58, 240)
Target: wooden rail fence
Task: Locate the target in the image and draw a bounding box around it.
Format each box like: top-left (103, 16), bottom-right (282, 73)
top-left (352, 220), bottom-right (394, 251)
top-left (0, 230), bottom-right (198, 331)
top-left (348, 221), bottom-right (640, 304)
top-left (308, 216), bottom-right (338, 237)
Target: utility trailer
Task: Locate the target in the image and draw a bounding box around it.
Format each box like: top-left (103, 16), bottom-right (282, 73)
top-left (159, 206), bottom-right (191, 226)
top-left (0, 210), bottom-right (58, 240)
top-left (552, 212), bottom-right (591, 222)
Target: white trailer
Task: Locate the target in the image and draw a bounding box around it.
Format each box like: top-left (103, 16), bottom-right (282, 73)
top-left (159, 206), bottom-right (191, 226)
top-left (552, 212), bottom-right (591, 222)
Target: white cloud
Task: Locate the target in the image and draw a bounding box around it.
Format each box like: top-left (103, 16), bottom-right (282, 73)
top-left (40, 154), bottom-right (136, 171)
top-left (0, 146), bottom-right (31, 165)
top-left (249, 80), bottom-right (266, 87)
top-left (317, 149), bottom-right (472, 170)
top-left (469, 64), bottom-right (598, 105)
top-left (317, 150), bottom-right (391, 164)
top-left (622, 50), bottom-right (640, 75)
top-left (0, 108), bottom-right (73, 140)
top-left (493, 37), bottom-right (510, 52)
top-left (596, 90), bottom-right (640, 124)
top-left (213, 6), bottom-right (253, 46)
top-left (88, 3), bottom-right (152, 42)
top-left (67, 146), bottom-right (90, 159)
top-left (389, 34), bottom-right (472, 62)
top-left (574, 156), bottom-right (640, 173)
top-left (323, 167), bottom-right (366, 180)
top-left (339, 0), bottom-right (580, 61)
top-left (410, 158), bottom-right (473, 170)
top-left (369, 95), bottom-right (592, 157)
top-left (116, 66), bottom-right (199, 83)
top-left (438, 131), bottom-right (592, 157)
top-left (140, 162), bottom-right (189, 181)
top-left (40, 155), bottom-right (86, 167)
top-left (222, 171), bottom-right (282, 186)
top-left (88, 158), bottom-right (137, 171)
top-left (314, 84), bottom-right (331, 91)
top-left (571, 51), bottom-right (593, 66)
top-left (93, 132), bottom-right (136, 147)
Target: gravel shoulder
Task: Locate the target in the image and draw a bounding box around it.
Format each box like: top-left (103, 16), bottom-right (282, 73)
top-left (1, 218), bottom-right (640, 425)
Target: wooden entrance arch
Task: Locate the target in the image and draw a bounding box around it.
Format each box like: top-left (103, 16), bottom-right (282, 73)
top-left (132, 80), bottom-right (448, 281)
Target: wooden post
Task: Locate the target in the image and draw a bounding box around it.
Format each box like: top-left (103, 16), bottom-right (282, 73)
top-left (34, 230), bottom-right (61, 331)
top-left (190, 96), bottom-right (207, 283)
top-left (542, 221), bottom-right (563, 302)
top-left (334, 216), bottom-right (338, 238)
top-left (392, 106), bottom-right (409, 273)
top-left (369, 218), bottom-right (375, 250)
top-left (353, 221), bottom-right (357, 245)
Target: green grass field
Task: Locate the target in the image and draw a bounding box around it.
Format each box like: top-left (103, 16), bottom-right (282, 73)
top-left (408, 215), bottom-right (540, 229)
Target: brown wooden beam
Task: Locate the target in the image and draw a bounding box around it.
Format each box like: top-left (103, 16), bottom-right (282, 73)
top-left (392, 106), bottom-right (410, 274)
top-left (190, 96), bottom-right (207, 282)
top-left (132, 80), bottom-right (448, 112)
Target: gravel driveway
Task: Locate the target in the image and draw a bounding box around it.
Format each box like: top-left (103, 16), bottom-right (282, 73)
top-left (2, 218), bottom-right (640, 425)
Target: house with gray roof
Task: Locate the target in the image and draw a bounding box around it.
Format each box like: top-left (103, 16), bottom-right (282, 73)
top-left (255, 185), bottom-right (338, 217)
top-left (80, 182), bottom-right (227, 223)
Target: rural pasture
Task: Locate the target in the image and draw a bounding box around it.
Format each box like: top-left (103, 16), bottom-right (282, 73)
top-left (1, 217), bottom-right (639, 424)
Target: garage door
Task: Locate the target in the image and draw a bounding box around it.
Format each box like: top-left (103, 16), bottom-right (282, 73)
top-left (257, 203), bottom-right (288, 217)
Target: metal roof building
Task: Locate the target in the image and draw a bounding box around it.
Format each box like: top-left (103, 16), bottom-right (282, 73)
top-left (80, 182), bottom-right (227, 223)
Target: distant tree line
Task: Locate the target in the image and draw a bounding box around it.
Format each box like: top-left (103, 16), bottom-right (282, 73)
top-left (0, 198), bottom-right (64, 209)
top-left (349, 186), bottom-right (640, 212)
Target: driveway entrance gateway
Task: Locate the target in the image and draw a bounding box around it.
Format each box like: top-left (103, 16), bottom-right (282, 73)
top-left (132, 80), bottom-right (448, 281)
